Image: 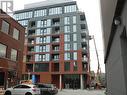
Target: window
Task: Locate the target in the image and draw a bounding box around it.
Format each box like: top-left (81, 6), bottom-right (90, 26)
top-left (13, 28), bottom-right (19, 40)
top-left (64, 53), bottom-right (71, 60)
top-left (34, 9), bottom-right (47, 17)
top-left (0, 43), bottom-right (7, 57)
top-left (64, 34), bottom-right (70, 42)
top-left (47, 19), bottom-right (51, 27)
top-left (64, 62), bottom-right (70, 71)
top-left (14, 11), bottom-right (33, 20)
top-left (64, 26), bottom-right (70, 33)
top-left (73, 16), bottom-right (76, 24)
top-left (64, 17), bottom-right (70, 24)
top-left (35, 54), bottom-right (50, 61)
top-left (1, 20), bottom-right (9, 34)
top-left (18, 20), bottom-right (28, 26)
top-left (64, 5), bottom-right (77, 13)
top-left (73, 43), bottom-right (77, 50)
top-left (73, 52), bottom-right (77, 60)
top-left (49, 7), bottom-right (62, 15)
top-left (11, 49), bottom-right (17, 61)
top-left (73, 25), bottom-right (76, 32)
top-left (35, 63), bottom-right (49, 72)
top-left (73, 34), bottom-right (77, 41)
top-left (36, 36), bottom-right (50, 44)
top-left (64, 43), bottom-right (71, 51)
top-left (14, 85), bottom-right (31, 89)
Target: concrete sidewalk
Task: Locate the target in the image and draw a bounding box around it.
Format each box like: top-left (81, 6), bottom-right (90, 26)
top-left (57, 89), bottom-right (105, 95)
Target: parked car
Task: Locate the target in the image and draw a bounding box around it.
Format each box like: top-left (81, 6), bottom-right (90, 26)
top-left (4, 84), bottom-right (40, 95)
top-left (35, 83), bottom-right (58, 95)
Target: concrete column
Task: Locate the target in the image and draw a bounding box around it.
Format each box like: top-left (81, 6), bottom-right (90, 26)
top-left (59, 74), bottom-right (62, 90)
top-left (80, 74), bottom-right (84, 89)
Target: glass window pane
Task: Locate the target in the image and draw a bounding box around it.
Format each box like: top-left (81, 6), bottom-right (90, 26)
top-left (64, 17), bottom-right (70, 25)
top-left (11, 49), bottom-right (17, 61)
top-left (35, 63), bottom-right (49, 72)
top-left (73, 34), bottom-right (77, 41)
top-left (73, 25), bottom-right (76, 32)
top-left (0, 44), bottom-right (7, 57)
top-left (73, 16), bottom-right (76, 24)
top-left (64, 26), bottom-right (70, 33)
top-left (73, 43), bottom-right (77, 50)
top-left (1, 20), bottom-right (9, 34)
top-left (13, 28), bottom-right (19, 40)
top-left (73, 52), bottom-right (77, 60)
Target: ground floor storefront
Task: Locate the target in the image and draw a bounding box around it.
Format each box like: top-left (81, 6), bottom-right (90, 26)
top-left (0, 68), bottom-right (18, 89)
top-left (22, 73), bottom-right (90, 89)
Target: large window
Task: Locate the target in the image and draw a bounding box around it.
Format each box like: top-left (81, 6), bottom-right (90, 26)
top-left (35, 63), bottom-right (49, 72)
top-left (13, 28), bottom-right (19, 40)
top-left (35, 45), bottom-right (50, 52)
top-left (64, 5), bottom-right (77, 13)
top-left (73, 25), bottom-right (76, 32)
top-left (1, 20), bottom-right (9, 34)
top-left (37, 19), bottom-right (51, 27)
top-left (64, 62), bottom-right (70, 71)
top-left (73, 52), bottom-right (77, 60)
top-left (34, 9), bottom-right (47, 17)
top-left (0, 43), bottom-right (7, 58)
top-left (35, 54), bottom-right (50, 62)
top-left (36, 36), bottom-right (50, 44)
top-left (64, 53), bottom-right (71, 60)
top-left (64, 26), bottom-right (70, 33)
top-left (18, 20), bottom-right (28, 26)
top-left (49, 7), bottom-right (62, 15)
top-left (64, 43), bottom-right (71, 51)
top-left (11, 49), bottom-right (17, 61)
top-left (64, 34), bottom-right (70, 42)
top-left (73, 16), bottom-right (76, 24)
top-left (73, 43), bottom-right (77, 50)
top-left (73, 34), bottom-right (77, 41)
top-left (14, 11), bottom-right (33, 20)
top-left (64, 17), bottom-right (70, 25)
top-left (36, 28), bottom-right (51, 36)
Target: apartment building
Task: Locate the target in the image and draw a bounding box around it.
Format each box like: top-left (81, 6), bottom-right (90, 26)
top-left (14, 0), bottom-right (90, 89)
top-left (0, 9), bottom-right (25, 89)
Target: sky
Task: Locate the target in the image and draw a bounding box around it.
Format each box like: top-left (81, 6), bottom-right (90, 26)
top-left (12, 0), bottom-right (105, 73)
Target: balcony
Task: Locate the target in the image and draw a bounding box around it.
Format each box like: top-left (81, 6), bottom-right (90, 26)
top-left (82, 56), bottom-right (88, 62)
top-left (52, 37), bottom-right (60, 43)
top-left (27, 47), bottom-right (34, 53)
top-left (26, 55), bottom-right (34, 62)
top-left (26, 64), bottom-right (33, 72)
top-left (29, 21), bottom-right (36, 28)
top-left (52, 18), bottom-right (60, 26)
top-left (52, 26), bottom-right (60, 34)
top-left (52, 45), bottom-right (60, 52)
top-left (52, 54), bottom-right (59, 61)
top-left (82, 63), bottom-right (87, 72)
top-left (28, 30), bottom-right (35, 37)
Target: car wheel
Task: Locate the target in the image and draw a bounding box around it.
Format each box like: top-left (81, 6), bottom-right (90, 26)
top-left (4, 91), bottom-right (11, 95)
top-left (25, 92), bottom-right (32, 95)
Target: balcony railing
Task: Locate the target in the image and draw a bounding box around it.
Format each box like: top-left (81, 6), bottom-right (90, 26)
top-left (52, 22), bottom-right (60, 26)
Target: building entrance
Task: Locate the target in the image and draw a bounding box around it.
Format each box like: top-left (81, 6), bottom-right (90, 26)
top-left (63, 74), bottom-right (80, 89)
top-left (0, 72), bottom-right (5, 86)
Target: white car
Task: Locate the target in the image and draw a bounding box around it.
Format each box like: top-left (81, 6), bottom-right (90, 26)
top-left (4, 84), bottom-right (40, 95)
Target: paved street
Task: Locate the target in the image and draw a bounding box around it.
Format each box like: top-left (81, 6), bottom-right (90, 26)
top-left (57, 89), bottom-right (105, 95)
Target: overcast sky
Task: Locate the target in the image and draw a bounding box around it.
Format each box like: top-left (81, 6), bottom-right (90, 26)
top-left (13, 0), bottom-right (105, 73)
